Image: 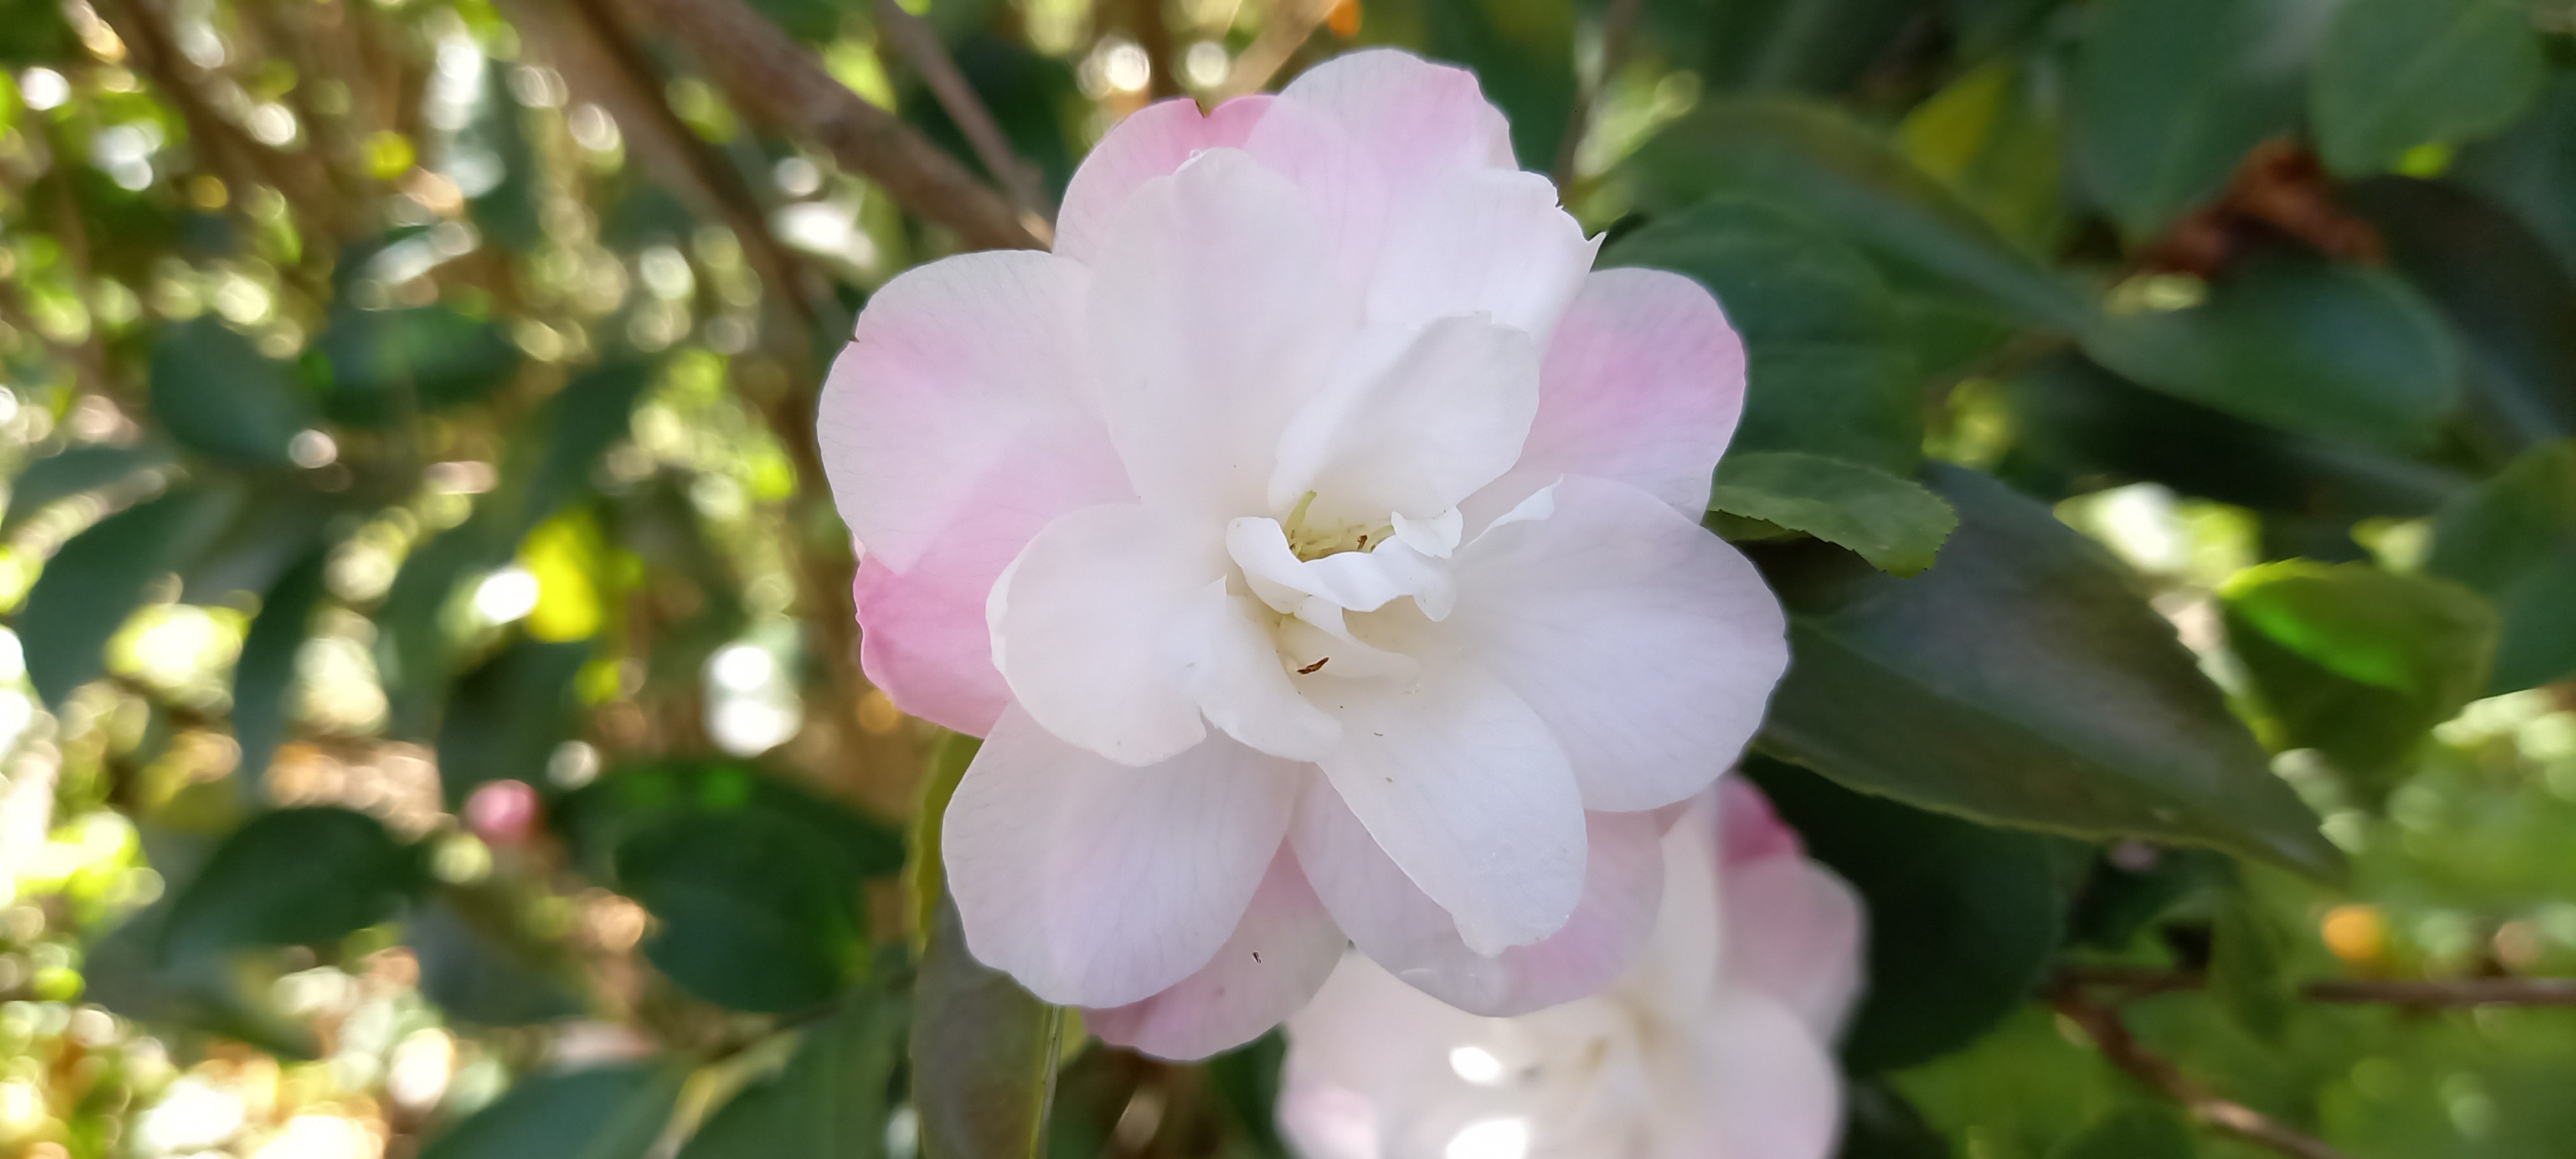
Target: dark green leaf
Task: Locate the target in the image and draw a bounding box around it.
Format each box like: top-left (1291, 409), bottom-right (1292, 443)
top-left (419, 1064), bottom-right (687, 1159)
top-left (314, 302), bottom-right (523, 426)
top-left (405, 894), bottom-right (583, 1027)
top-left (231, 547), bottom-right (330, 803)
top-left (2047, 1106), bottom-right (2197, 1159)
top-left (679, 995), bottom-right (909, 1158)
top-left (1897, 57), bottom-right (2069, 256)
top-left (2309, 0), bottom-right (2543, 176)
top-left (22, 484), bottom-right (240, 707)
top-left (2346, 177), bottom-right (2576, 457)
top-left (2069, 0), bottom-right (2329, 240)
top-left (1204, 1030), bottom-right (1291, 1159)
top-left (1710, 451), bottom-right (1959, 576)
top-left (1, 440), bottom-right (175, 534)
top-left (554, 760), bottom-right (905, 885)
top-left (909, 732), bottom-right (1058, 1159)
top-left (159, 807), bottom-right (425, 961)
top-left (147, 316), bottom-right (317, 466)
top-left (1747, 757), bottom-right (2076, 1072)
top-left (80, 891), bottom-right (319, 1059)
top-left (2425, 439), bottom-right (2576, 692)
top-left (2067, 845), bottom-right (2232, 951)
top-left (2454, 72), bottom-right (2576, 277)
top-left (1693, 0), bottom-right (1923, 95)
top-left (1836, 1077), bottom-right (1953, 1159)
top-left (614, 807), bottom-right (868, 1012)
top-left (1626, 99), bottom-right (2093, 330)
top-left (2208, 895), bottom-right (2292, 1046)
top-left (1602, 196), bottom-right (1921, 474)
top-left (1752, 465), bottom-right (2341, 876)
top-left (1421, 0), bottom-right (1576, 167)
top-left (457, 65), bottom-right (542, 252)
top-left (2080, 253), bottom-right (2463, 453)
top-left (435, 637), bottom-right (590, 808)
top-left (2001, 352), bottom-right (2470, 520)
top-left (2221, 560), bottom-right (2499, 792)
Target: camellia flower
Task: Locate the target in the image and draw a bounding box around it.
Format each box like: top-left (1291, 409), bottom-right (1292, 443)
top-left (820, 48), bottom-right (1787, 1057)
top-left (1278, 778), bottom-right (1866, 1159)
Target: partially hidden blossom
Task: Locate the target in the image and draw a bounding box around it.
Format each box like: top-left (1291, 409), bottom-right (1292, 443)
top-left (820, 48), bottom-right (1788, 1057)
top-left (1280, 778), bottom-right (1866, 1159)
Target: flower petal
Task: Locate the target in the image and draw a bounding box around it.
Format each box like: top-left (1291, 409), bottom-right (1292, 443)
top-left (818, 250), bottom-right (1126, 574)
top-left (1090, 147), bottom-right (1357, 519)
top-left (1085, 847), bottom-right (1347, 1060)
top-left (1666, 989), bottom-right (1846, 1159)
top-left (1272, 49), bottom-right (1516, 198)
top-left (1293, 787), bottom-right (1663, 1016)
top-left (1280, 954), bottom-right (1499, 1159)
top-left (1055, 95), bottom-right (1273, 267)
top-left (1173, 580), bottom-right (1341, 761)
top-left (1448, 475), bottom-right (1788, 812)
top-left (1509, 267), bottom-right (1748, 517)
top-left (854, 554), bottom-right (1006, 735)
top-left (1715, 780), bottom-right (1868, 1041)
top-left (1269, 316), bottom-right (1542, 525)
top-left (1367, 168), bottom-right (1597, 342)
top-left (944, 706), bottom-right (1305, 1006)
top-left (990, 503), bottom-right (1220, 766)
top-left (1301, 646), bottom-right (1586, 956)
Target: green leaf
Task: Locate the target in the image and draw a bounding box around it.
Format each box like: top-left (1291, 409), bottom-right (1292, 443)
top-left (2069, 0), bottom-right (2329, 240)
top-left (147, 316), bottom-right (318, 466)
top-left (22, 484), bottom-right (240, 707)
top-left (314, 302), bottom-right (524, 426)
top-left (2425, 439), bottom-right (2576, 692)
top-left (2208, 895), bottom-right (2292, 1046)
top-left (2080, 253), bottom-right (2463, 453)
top-left (1752, 464), bottom-right (2342, 877)
top-left (1601, 196), bottom-right (1921, 474)
top-left (679, 995), bottom-right (910, 1158)
top-left (405, 894), bottom-right (582, 1027)
top-left (2309, 0), bottom-right (2544, 176)
top-left (1204, 1031), bottom-right (1292, 1159)
top-left (909, 736), bottom-right (1059, 1159)
top-left (2067, 845), bottom-right (2233, 952)
top-left (1836, 1077), bottom-right (1954, 1159)
top-left (2048, 1106), bottom-right (2197, 1159)
top-left (231, 547), bottom-right (330, 803)
top-left (435, 637), bottom-right (591, 808)
top-left (419, 1064), bottom-right (687, 1159)
top-left (2454, 72), bottom-right (2576, 278)
top-left (1, 440), bottom-right (174, 534)
top-left (2346, 177), bottom-right (2576, 455)
top-left (1897, 57), bottom-right (2068, 254)
top-left (1419, 0), bottom-right (1576, 169)
top-left (554, 760), bottom-right (905, 885)
top-left (1625, 99), bottom-right (2092, 330)
top-left (1747, 757), bottom-right (2077, 1072)
top-left (612, 807), bottom-right (869, 1012)
top-left (1709, 451), bottom-right (1958, 576)
top-left (1691, 0), bottom-right (1923, 95)
top-left (159, 807), bottom-right (426, 961)
top-left (2001, 352), bottom-right (2470, 521)
top-left (2221, 560), bottom-right (2499, 791)
top-left (80, 889), bottom-right (319, 1059)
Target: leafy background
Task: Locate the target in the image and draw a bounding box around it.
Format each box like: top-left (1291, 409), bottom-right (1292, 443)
top-left (0, 0), bottom-right (2571, 1156)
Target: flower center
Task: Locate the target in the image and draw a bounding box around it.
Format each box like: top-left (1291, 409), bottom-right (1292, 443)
top-left (1279, 491), bottom-right (1393, 562)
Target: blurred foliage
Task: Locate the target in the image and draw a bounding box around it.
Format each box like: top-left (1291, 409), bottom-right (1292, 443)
top-left (0, 0), bottom-right (2567, 1157)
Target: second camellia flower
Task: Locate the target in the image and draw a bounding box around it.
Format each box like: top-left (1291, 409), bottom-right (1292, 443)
top-left (820, 48), bottom-right (1788, 1057)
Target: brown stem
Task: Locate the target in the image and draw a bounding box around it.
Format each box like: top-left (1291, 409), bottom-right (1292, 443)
top-left (1551, 0), bottom-right (1643, 189)
top-left (873, 0), bottom-right (1054, 231)
top-left (1220, 0), bottom-right (1331, 99)
top-left (2050, 985), bottom-right (2353, 1159)
top-left (610, 0), bottom-right (1040, 250)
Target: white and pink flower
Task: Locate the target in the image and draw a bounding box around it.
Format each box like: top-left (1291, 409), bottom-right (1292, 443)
top-left (819, 48), bottom-right (1787, 1057)
top-left (1280, 778), bottom-right (1866, 1159)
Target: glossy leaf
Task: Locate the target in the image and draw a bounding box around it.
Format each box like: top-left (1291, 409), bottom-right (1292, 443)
top-left (0, 440), bottom-right (174, 534)
top-left (2309, 0), bottom-right (2543, 177)
top-left (2069, 0), bottom-right (2329, 240)
top-left (158, 807), bottom-right (426, 961)
top-left (614, 807), bottom-right (869, 1012)
top-left (23, 484), bottom-right (240, 707)
top-left (1747, 757), bottom-right (2077, 1073)
top-left (418, 1064), bottom-right (687, 1159)
top-left (435, 637), bottom-right (591, 807)
top-left (2080, 254), bottom-right (2463, 453)
top-left (1626, 99), bottom-right (2092, 329)
top-left (1709, 450), bottom-right (1958, 576)
top-left (2221, 561), bottom-right (2499, 792)
top-left (1602, 196), bottom-right (1922, 474)
top-left (679, 995), bottom-right (910, 1158)
top-left (2425, 439), bottom-right (2576, 693)
top-left (553, 760), bottom-right (906, 885)
top-left (1752, 465), bottom-right (2341, 876)
top-left (147, 316), bottom-right (317, 466)
top-left (231, 547), bottom-right (330, 802)
top-left (314, 302), bottom-right (524, 426)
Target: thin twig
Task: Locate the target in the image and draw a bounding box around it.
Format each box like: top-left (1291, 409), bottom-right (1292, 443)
top-left (873, 0), bottom-right (1054, 231)
top-left (1551, 0), bottom-right (1643, 189)
top-left (611, 0), bottom-right (1040, 250)
top-left (2050, 985), bottom-right (2353, 1159)
top-left (1220, 0), bottom-right (1331, 100)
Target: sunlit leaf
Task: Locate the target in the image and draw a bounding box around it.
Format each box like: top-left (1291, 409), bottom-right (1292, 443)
top-left (2425, 439), bottom-right (2576, 693)
top-left (2309, 0), bottom-right (2543, 177)
top-left (231, 547), bottom-right (330, 802)
top-left (1709, 450), bottom-right (1957, 576)
top-left (158, 807), bottom-right (426, 962)
top-left (679, 994), bottom-right (910, 1158)
top-left (23, 484), bottom-right (240, 706)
